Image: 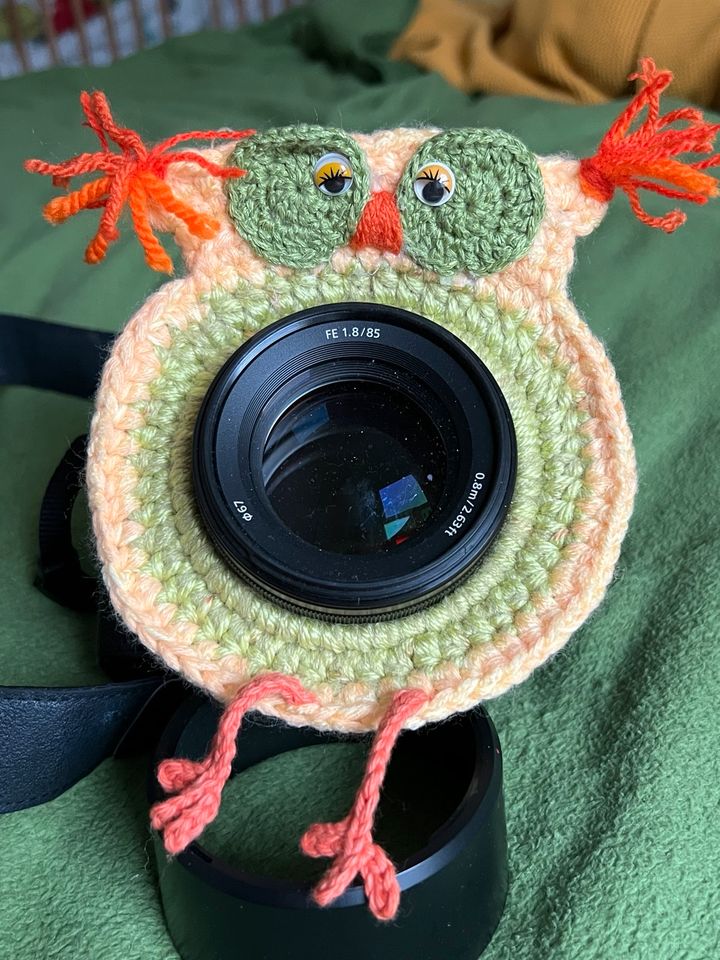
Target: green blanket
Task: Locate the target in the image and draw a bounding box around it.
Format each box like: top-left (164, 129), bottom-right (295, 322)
top-left (1, 2), bottom-right (718, 957)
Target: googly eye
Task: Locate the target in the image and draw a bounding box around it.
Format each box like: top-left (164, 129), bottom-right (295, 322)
top-left (413, 161), bottom-right (455, 207)
top-left (313, 153), bottom-right (354, 196)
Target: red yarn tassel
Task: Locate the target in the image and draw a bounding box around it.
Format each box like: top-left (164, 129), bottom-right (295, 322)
top-left (300, 688), bottom-right (430, 922)
top-left (150, 674), bottom-right (316, 855)
top-left (579, 58), bottom-right (720, 231)
top-left (24, 91), bottom-right (254, 272)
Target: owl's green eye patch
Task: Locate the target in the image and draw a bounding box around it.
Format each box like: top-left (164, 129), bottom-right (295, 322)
top-left (398, 129), bottom-right (545, 276)
top-left (225, 127), bottom-right (369, 268)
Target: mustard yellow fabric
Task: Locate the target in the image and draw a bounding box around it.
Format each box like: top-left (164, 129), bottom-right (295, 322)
top-left (392, 0), bottom-right (720, 108)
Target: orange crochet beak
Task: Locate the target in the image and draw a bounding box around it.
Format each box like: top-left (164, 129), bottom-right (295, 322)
top-left (349, 190), bottom-right (403, 254)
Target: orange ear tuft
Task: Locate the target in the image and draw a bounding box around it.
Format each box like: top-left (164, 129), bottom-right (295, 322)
top-left (24, 91), bottom-right (254, 273)
top-left (579, 58), bottom-right (720, 232)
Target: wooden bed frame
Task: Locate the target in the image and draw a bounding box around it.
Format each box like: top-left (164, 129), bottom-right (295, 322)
top-left (2, 0), bottom-right (298, 75)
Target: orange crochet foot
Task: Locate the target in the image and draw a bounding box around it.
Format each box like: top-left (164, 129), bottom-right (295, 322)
top-left (300, 688), bottom-right (429, 921)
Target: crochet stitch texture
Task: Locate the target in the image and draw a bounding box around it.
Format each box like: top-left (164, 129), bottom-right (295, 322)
top-left (85, 127), bottom-right (636, 732)
top-left (396, 128), bottom-right (546, 274)
top-left (226, 125), bottom-right (370, 267)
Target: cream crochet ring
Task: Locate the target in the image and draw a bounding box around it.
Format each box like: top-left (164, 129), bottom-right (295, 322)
top-left (26, 60), bottom-right (720, 921)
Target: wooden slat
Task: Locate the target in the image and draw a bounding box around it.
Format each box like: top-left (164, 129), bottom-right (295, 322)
top-left (99, 0), bottom-right (120, 61)
top-left (209, 0), bottom-right (222, 29)
top-left (3, 0), bottom-right (298, 80)
top-left (5, 0), bottom-right (30, 73)
top-left (129, 0), bottom-right (145, 49)
top-left (157, 0), bottom-right (172, 40)
top-left (234, 0), bottom-right (247, 26)
top-left (38, 0), bottom-right (61, 67)
top-left (69, 0), bottom-right (92, 64)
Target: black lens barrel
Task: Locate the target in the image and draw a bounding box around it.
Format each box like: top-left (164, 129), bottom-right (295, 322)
top-left (192, 303), bottom-right (516, 622)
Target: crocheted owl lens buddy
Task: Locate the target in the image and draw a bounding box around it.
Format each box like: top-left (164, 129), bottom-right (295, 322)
top-left (25, 60), bottom-right (720, 924)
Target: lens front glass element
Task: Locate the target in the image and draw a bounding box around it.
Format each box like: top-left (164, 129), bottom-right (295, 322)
top-left (262, 380), bottom-right (449, 555)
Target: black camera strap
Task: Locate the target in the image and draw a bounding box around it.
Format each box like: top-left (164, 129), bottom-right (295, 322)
top-left (0, 313), bottom-right (180, 814)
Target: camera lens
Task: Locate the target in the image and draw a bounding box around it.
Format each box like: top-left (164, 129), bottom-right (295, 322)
top-left (193, 303), bottom-right (516, 622)
top-left (262, 381), bottom-right (447, 555)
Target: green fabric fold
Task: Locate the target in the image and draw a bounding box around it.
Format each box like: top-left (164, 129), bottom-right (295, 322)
top-left (1, 1), bottom-right (718, 957)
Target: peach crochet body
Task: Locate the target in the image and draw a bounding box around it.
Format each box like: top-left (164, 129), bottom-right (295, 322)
top-left (26, 61), bottom-right (718, 920)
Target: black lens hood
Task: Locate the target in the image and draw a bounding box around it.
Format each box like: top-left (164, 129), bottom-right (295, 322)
top-left (193, 302), bottom-right (516, 621)
top-left (149, 694), bottom-right (508, 960)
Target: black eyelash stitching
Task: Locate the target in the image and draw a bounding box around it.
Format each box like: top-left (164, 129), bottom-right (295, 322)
top-left (418, 169), bottom-right (442, 182)
top-left (417, 168), bottom-right (449, 203)
top-left (319, 165), bottom-right (350, 194)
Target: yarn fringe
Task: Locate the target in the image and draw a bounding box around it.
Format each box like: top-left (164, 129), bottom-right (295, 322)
top-left (579, 58), bottom-right (720, 231)
top-left (24, 91), bottom-right (253, 272)
top-left (300, 687), bottom-right (430, 921)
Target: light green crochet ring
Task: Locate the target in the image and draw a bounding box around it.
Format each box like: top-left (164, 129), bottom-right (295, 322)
top-left (27, 63), bottom-right (716, 917)
top-left (82, 122), bottom-right (637, 734)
